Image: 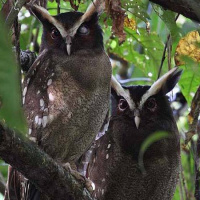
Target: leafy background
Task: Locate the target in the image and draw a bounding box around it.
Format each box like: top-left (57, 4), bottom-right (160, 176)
top-left (0, 0), bottom-right (200, 199)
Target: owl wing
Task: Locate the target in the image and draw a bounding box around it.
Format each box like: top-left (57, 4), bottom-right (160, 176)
top-left (77, 110), bottom-right (110, 176)
top-left (87, 131), bottom-right (114, 199)
top-left (22, 49), bottom-right (54, 143)
top-left (77, 123), bottom-right (114, 200)
top-left (5, 50), bottom-right (51, 200)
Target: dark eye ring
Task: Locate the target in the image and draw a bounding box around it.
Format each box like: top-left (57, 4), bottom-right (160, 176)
top-left (51, 28), bottom-right (60, 39)
top-left (78, 25), bottom-right (89, 35)
top-left (146, 98), bottom-right (157, 111)
top-left (118, 99), bottom-right (128, 112)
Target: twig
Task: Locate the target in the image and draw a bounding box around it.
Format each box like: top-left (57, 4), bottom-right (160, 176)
top-left (5, 0), bottom-right (26, 29)
top-left (0, 126), bottom-right (94, 200)
top-left (0, 171), bottom-right (6, 196)
top-left (180, 162), bottom-right (189, 199)
top-left (157, 34), bottom-right (170, 79)
top-left (157, 14), bottom-right (180, 79)
top-left (195, 134), bottom-right (200, 199)
top-left (33, 27), bottom-right (40, 53)
top-left (57, 0), bottom-right (60, 14)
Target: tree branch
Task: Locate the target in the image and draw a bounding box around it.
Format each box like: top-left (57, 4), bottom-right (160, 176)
top-left (0, 126), bottom-right (93, 200)
top-left (5, 0), bottom-right (26, 29)
top-left (185, 86), bottom-right (200, 144)
top-left (150, 0), bottom-right (200, 23)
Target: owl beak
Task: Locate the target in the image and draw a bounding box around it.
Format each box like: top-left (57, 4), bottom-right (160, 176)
top-left (65, 36), bottom-right (72, 55)
top-left (66, 44), bottom-right (71, 55)
top-left (134, 116), bottom-right (140, 129)
top-left (134, 109), bottom-right (140, 129)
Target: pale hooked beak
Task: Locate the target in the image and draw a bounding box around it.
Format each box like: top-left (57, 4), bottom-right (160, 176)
top-left (65, 36), bottom-right (72, 55)
top-left (134, 109), bottom-right (140, 129)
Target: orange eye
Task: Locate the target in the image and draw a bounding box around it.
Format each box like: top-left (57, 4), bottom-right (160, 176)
top-left (51, 28), bottom-right (60, 39)
top-left (118, 99), bottom-right (128, 112)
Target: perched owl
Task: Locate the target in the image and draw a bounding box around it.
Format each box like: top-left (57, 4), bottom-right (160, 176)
top-left (81, 67), bottom-right (182, 200)
top-left (5, 4), bottom-right (111, 200)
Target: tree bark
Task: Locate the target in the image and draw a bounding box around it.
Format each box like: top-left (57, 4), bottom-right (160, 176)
top-left (150, 0), bottom-right (200, 23)
top-left (0, 126), bottom-right (93, 200)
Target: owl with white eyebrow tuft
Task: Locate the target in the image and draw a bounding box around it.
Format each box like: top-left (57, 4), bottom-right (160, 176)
top-left (4, 3), bottom-right (111, 200)
top-left (80, 67), bottom-right (182, 200)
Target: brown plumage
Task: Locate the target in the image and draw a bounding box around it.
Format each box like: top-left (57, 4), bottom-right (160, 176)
top-left (5, 4), bottom-right (111, 200)
top-left (80, 68), bottom-right (182, 200)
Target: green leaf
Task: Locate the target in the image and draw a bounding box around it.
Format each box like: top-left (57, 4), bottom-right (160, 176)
top-left (122, 0), bottom-right (150, 22)
top-left (151, 4), bottom-right (182, 41)
top-left (0, 15), bottom-right (27, 134)
top-left (108, 28), bottom-right (166, 80)
top-left (138, 131), bottom-right (169, 173)
top-left (179, 62), bottom-right (200, 106)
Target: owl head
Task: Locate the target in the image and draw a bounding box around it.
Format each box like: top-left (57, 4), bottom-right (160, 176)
top-left (28, 5), bottom-right (103, 55)
top-left (111, 68), bottom-right (182, 154)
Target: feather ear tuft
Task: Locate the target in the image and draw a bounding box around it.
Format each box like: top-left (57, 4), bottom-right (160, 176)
top-left (140, 67), bottom-right (182, 108)
top-left (27, 4), bottom-right (55, 25)
top-left (70, 0), bottom-right (105, 35)
top-left (149, 67), bottom-right (182, 95)
top-left (27, 4), bottom-right (66, 37)
top-left (111, 76), bottom-right (135, 110)
top-left (82, 0), bottom-right (105, 22)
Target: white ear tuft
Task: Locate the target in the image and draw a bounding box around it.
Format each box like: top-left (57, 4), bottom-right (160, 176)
top-left (139, 67), bottom-right (182, 108)
top-left (82, 0), bottom-right (105, 22)
top-left (70, 0), bottom-right (105, 37)
top-left (28, 5), bottom-right (66, 37)
top-left (111, 76), bottom-right (135, 110)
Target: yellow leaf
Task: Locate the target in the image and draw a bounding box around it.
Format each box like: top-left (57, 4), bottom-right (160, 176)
top-left (175, 31), bottom-right (200, 65)
top-left (124, 16), bottom-right (136, 30)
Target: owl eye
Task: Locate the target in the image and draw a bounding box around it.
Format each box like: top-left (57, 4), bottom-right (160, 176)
top-left (51, 28), bottom-right (60, 39)
top-left (78, 25), bottom-right (89, 35)
top-left (118, 99), bottom-right (128, 112)
top-left (146, 98), bottom-right (157, 111)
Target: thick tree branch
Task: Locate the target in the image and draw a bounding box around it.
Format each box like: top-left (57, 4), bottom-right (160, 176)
top-left (0, 126), bottom-right (93, 200)
top-left (150, 0), bottom-right (200, 23)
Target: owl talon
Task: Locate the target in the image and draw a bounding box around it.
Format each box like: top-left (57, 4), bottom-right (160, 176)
top-left (85, 179), bottom-right (95, 193)
top-left (62, 163), bottom-right (95, 193)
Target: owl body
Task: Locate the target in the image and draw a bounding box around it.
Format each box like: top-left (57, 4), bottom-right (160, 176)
top-left (88, 131), bottom-right (179, 200)
top-left (84, 69), bottom-right (181, 200)
top-left (24, 48), bottom-right (111, 163)
top-left (5, 6), bottom-right (111, 200)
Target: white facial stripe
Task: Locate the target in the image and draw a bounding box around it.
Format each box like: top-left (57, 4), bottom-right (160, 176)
top-left (111, 76), bottom-right (135, 110)
top-left (66, 22), bottom-right (82, 38)
top-left (65, 3), bottom-right (96, 38)
top-left (64, 0), bottom-right (102, 38)
top-left (124, 89), bottom-right (136, 110)
top-left (139, 67), bottom-right (178, 109)
top-left (33, 5), bottom-right (67, 38)
top-left (34, 0), bottom-right (99, 40)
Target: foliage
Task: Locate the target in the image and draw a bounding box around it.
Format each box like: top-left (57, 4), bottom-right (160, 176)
top-left (1, 0), bottom-right (200, 199)
top-left (138, 131), bottom-right (169, 173)
top-left (0, 16), bottom-right (27, 134)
